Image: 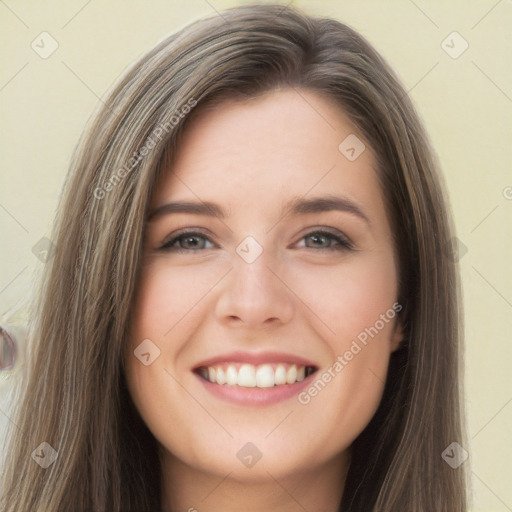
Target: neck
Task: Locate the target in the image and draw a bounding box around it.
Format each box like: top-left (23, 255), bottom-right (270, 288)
top-left (160, 449), bottom-right (350, 512)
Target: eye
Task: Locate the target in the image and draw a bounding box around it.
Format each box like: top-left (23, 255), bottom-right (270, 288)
top-left (299, 230), bottom-right (353, 251)
top-left (158, 228), bottom-right (353, 253)
top-left (159, 231), bottom-right (215, 252)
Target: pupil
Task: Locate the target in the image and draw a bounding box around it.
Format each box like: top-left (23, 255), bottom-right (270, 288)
top-left (184, 236), bottom-right (200, 248)
top-left (311, 234), bottom-right (327, 247)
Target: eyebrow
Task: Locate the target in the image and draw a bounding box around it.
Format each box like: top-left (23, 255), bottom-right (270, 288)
top-left (148, 195), bottom-right (370, 225)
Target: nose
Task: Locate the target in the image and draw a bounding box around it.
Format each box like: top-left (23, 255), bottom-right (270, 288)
top-left (214, 249), bottom-right (295, 331)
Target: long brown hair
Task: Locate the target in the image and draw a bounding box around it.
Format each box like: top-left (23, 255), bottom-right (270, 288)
top-left (0, 4), bottom-right (467, 511)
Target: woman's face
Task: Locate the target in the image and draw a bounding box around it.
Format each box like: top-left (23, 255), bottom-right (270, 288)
top-left (125, 88), bottom-right (402, 485)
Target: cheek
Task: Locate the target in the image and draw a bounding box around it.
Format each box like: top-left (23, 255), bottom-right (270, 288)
top-left (125, 266), bottom-right (183, 413)
top-left (124, 262), bottom-right (223, 425)
top-left (290, 250), bottom-right (398, 441)
top-left (130, 262), bottom-right (220, 343)
top-left (290, 248), bottom-right (398, 344)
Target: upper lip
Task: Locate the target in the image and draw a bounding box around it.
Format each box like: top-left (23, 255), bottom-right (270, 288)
top-left (193, 350), bottom-right (318, 369)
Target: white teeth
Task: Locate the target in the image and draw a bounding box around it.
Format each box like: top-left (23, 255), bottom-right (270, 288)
top-left (286, 364), bottom-right (297, 384)
top-left (238, 364), bottom-right (256, 387)
top-left (274, 364), bottom-right (287, 385)
top-left (201, 362), bottom-right (313, 388)
top-left (216, 367), bottom-right (226, 385)
top-left (226, 365), bottom-right (237, 385)
top-left (256, 364), bottom-right (274, 388)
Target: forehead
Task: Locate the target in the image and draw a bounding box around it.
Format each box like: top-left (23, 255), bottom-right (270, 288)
top-left (153, 88), bottom-right (383, 218)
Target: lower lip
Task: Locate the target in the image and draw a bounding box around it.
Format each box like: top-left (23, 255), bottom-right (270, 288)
top-left (195, 373), bottom-right (315, 406)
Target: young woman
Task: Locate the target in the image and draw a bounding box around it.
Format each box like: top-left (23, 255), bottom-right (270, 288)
top-left (0, 4), bottom-right (467, 511)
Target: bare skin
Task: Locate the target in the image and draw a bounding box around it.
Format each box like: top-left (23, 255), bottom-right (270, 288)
top-left (125, 88), bottom-right (403, 512)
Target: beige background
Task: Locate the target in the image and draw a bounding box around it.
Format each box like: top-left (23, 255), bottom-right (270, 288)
top-left (1, 1), bottom-right (511, 510)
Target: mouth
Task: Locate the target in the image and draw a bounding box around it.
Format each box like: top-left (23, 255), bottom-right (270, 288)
top-left (192, 352), bottom-right (319, 406)
top-left (195, 362), bottom-right (317, 388)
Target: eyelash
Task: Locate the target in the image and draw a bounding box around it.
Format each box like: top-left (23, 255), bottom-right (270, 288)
top-left (158, 228), bottom-right (353, 253)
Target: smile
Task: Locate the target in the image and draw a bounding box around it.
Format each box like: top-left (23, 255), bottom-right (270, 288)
top-left (193, 352), bottom-right (319, 406)
top-left (197, 363), bottom-right (317, 388)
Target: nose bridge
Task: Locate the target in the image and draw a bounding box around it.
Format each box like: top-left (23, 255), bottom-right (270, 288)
top-left (232, 243), bottom-right (279, 302)
top-left (214, 239), bottom-right (294, 328)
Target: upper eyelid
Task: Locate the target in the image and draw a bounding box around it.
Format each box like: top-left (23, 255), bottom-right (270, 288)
top-left (160, 228), bottom-right (217, 247)
top-left (293, 230), bottom-right (353, 249)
